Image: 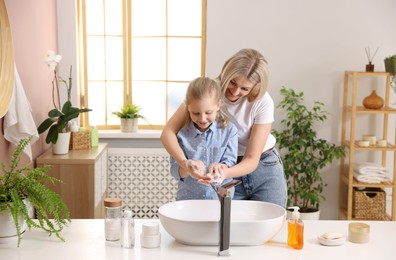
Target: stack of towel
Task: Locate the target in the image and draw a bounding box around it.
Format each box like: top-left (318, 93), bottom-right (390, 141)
top-left (353, 162), bottom-right (390, 184)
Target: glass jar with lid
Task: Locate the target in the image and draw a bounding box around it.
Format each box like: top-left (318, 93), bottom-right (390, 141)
top-left (104, 198), bottom-right (122, 241)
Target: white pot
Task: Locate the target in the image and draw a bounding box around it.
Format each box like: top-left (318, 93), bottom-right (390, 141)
top-left (300, 210), bottom-right (320, 220)
top-left (286, 209), bottom-right (320, 220)
top-left (120, 118), bottom-right (138, 133)
top-left (52, 132), bottom-right (71, 155)
top-left (0, 200), bottom-right (32, 243)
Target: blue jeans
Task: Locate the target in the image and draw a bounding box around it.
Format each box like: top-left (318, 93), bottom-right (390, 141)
top-left (233, 148), bottom-right (287, 208)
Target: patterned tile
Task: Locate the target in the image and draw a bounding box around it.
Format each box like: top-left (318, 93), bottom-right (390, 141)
top-left (108, 149), bottom-right (177, 219)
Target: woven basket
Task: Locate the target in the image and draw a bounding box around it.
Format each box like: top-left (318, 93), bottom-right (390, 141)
top-left (69, 131), bottom-right (91, 150)
top-left (352, 188), bottom-right (386, 220)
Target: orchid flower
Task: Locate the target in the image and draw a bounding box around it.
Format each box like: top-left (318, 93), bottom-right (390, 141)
top-left (45, 50), bottom-right (62, 72)
top-left (45, 50), bottom-right (71, 110)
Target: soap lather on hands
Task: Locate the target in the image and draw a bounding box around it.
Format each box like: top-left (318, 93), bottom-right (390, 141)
top-left (185, 159), bottom-right (227, 184)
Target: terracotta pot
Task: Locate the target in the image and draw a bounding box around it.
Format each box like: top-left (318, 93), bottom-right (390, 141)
top-left (362, 90), bottom-right (384, 109)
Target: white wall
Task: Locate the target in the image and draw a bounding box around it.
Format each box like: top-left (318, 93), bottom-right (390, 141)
top-left (206, 0), bottom-right (396, 219)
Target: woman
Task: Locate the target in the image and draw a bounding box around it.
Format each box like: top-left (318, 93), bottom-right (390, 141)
top-left (161, 48), bottom-right (287, 207)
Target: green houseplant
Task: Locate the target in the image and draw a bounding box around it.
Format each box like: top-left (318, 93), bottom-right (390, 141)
top-left (38, 101), bottom-right (91, 144)
top-left (272, 86), bottom-right (345, 213)
top-left (0, 137), bottom-right (71, 246)
top-left (112, 102), bottom-right (144, 119)
top-left (384, 55), bottom-right (396, 91)
top-left (37, 50), bottom-right (91, 145)
top-left (384, 55), bottom-right (396, 74)
top-left (112, 102), bottom-right (145, 132)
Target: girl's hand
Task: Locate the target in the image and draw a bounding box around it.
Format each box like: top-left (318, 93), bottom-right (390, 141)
top-left (185, 160), bottom-right (210, 180)
top-left (201, 163), bottom-right (228, 184)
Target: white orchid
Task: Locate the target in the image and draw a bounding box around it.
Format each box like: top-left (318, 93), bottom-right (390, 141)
top-left (45, 50), bottom-right (62, 72)
top-left (44, 50), bottom-right (71, 109)
top-left (38, 51), bottom-right (91, 144)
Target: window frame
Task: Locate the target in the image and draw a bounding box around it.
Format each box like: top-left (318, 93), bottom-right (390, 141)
top-left (77, 0), bottom-right (207, 130)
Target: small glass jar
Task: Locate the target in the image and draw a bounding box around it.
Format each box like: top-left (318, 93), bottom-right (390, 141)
top-left (104, 198), bottom-right (122, 241)
top-left (348, 222), bottom-right (370, 243)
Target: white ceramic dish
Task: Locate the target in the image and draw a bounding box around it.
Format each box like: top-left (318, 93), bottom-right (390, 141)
top-left (158, 200), bottom-right (286, 246)
top-left (317, 234), bottom-right (346, 246)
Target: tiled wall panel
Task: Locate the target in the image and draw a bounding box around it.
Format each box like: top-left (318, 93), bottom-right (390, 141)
top-left (107, 148), bottom-right (177, 218)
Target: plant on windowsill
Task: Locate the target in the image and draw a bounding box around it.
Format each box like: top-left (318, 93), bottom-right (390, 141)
top-left (112, 102), bottom-right (145, 133)
top-left (0, 136), bottom-right (71, 247)
top-left (37, 50), bottom-right (91, 147)
top-left (272, 86), bottom-right (345, 215)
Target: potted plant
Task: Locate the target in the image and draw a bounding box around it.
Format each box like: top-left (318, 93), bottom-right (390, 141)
top-left (384, 55), bottom-right (396, 74)
top-left (272, 87), bottom-right (345, 217)
top-left (37, 50), bottom-right (91, 153)
top-left (384, 55), bottom-right (396, 90)
top-left (112, 102), bottom-right (145, 132)
top-left (0, 136), bottom-right (71, 247)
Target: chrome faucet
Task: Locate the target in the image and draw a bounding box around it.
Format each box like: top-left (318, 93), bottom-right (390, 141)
top-left (210, 180), bottom-right (242, 257)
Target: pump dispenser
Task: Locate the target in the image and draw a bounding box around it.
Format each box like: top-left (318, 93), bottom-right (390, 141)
top-left (287, 206), bottom-right (304, 250)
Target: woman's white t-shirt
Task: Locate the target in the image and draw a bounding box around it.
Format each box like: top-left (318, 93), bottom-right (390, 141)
top-left (223, 91), bottom-right (276, 156)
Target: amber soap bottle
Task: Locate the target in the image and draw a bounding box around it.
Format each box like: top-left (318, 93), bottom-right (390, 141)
top-left (287, 206), bottom-right (304, 250)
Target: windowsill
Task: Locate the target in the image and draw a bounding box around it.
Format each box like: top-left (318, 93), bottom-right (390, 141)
top-left (98, 129), bottom-right (162, 139)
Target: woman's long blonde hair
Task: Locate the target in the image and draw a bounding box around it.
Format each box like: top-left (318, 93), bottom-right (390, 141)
top-left (184, 77), bottom-right (229, 128)
top-left (218, 48), bottom-right (269, 102)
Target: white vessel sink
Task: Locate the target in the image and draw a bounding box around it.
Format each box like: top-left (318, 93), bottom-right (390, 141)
top-left (158, 200), bottom-right (286, 246)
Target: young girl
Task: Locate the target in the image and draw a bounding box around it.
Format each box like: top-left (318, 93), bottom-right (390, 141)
top-left (162, 49), bottom-right (287, 207)
top-left (169, 76), bottom-right (238, 200)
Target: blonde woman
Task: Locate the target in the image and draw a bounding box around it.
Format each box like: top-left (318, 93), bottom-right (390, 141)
top-left (169, 76), bottom-right (238, 200)
top-left (162, 49), bottom-right (287, 207)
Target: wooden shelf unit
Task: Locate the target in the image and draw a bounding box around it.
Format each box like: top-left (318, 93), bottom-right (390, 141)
top-left (339, 71), bottom-right (396, 221)
top-left (36, 143), bottom-right (108, 219)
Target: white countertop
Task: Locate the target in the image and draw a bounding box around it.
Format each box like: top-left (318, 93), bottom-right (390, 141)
top-left (1, 219), bottom-right (395, 260)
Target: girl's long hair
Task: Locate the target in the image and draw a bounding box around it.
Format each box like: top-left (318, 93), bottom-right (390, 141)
top-left (184, 77), bottom-right (229, 128)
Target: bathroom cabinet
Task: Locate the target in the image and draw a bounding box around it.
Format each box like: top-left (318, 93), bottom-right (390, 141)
top-left (36, 143), bottom-right (108, 218)
top-left (339, 71), bottom-right (396, 220)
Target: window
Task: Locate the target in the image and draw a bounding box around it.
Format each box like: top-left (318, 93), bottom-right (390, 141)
top-left (78, 0), bottom-right (206, 129)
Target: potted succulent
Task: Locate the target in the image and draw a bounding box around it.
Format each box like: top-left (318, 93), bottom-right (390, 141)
top-left (272, 87), bottom-right (345, 218)
top-left (37, 50), bottom-right (91, 153)
top-left (0, 137), bottom-right (71, 247)
top-left (112, 102), bottom-right (145, 132)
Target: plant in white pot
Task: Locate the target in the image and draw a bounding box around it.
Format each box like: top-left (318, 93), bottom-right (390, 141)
top-left (272, 87), bottom-right (345, 218)
top-left (37, 50), bottom-right (91, 154)
top-left (0, 137), bottom-right (71, 247)
top-left (112, 102), bottom-right (145, 132)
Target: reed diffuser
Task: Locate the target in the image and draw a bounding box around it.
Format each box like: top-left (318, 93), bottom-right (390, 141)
top-left (365, 47), bottom-right (379, 72)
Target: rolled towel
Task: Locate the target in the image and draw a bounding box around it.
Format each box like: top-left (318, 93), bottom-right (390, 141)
top-left (353, 172), bottom-right (390, 184)
top-left (353, 162), bottom-right (388, 175)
